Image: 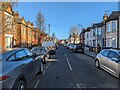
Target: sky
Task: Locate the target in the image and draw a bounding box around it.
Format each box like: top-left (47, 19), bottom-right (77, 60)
top-left (13, 2), bottom-right (118, 39)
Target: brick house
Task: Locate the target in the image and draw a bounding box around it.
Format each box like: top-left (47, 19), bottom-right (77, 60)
top-left (1, 3), bottom-right (14, 51)
top-left (14, 12), bottom-right (27, 47)
top-left (32, 28), bottom-right (40, 45)
top-left (26, 21), bottom-right (34, 47)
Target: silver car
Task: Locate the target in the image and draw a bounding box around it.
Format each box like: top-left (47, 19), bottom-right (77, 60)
top-left (68, 44), bottom-right (75, 50)
top-left (31, 46), bottom-right (49, 64)
top-left (0, 48), bottom-right (43, 89)
top-left (95, 49), bottom-right (120, 78)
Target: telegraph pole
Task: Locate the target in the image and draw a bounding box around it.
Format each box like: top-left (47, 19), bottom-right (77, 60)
top-left (48, 24), bottom-right (51, 36)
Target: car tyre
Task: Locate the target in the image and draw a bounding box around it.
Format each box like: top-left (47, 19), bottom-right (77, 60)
top-left (12, 80), bottom-right (25, 90)
top-left (95, 60), bottom-right (100, 68)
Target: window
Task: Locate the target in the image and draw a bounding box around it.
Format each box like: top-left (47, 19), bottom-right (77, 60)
top-left (112, 21), bottom-right (117, 32)
top-left (107, 23), bottom-right (111, 32)
top-left (5, 14), bottom-right (12, 29)
top-left (93, 29), bottom-right (96, 35)
top-left (108, 51), bottom-right (120, 60)
top-left (101, 50), bottom-right (110, 57)
top-left (87, 33), bottom-right (89, 38)
top-left (5, 35), bottom-right (13, 48)
top-left (8, 54), bottom-right (16, 61)
top-left (112, 38), bottom-right (116, 48)
top-left (106, 38), bottom-right (110, 47)
top-left (24, 49), bottom-right (33, 56)
top-left (98, 28), bottom-right (101, 35)
top-left (16, 50), bottom-right (27, 60)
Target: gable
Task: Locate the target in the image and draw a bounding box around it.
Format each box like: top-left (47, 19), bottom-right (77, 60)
top-left (5, 5), bottom-right (13, 15)
top-left (21, 18), bottom-right (26, 25)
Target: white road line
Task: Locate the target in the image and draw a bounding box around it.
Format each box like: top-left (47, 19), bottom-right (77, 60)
top-left (64, 53), bottom-right (72, 71)
top-left (42, 62), bottom-right (51, 75)
top-left (34, 80), bottom-right (39, 88)
top-left (76, 83), bottom-right (81, 89)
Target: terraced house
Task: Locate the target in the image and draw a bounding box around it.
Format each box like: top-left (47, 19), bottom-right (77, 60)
top-left (84, 11), bottom-right (120, 51)
top-left (1, 3), bottom-right (14, 51)
top-left (1, 3), bottom-right (41, 51)
top-left (105, 11), bottom-right (120, 49)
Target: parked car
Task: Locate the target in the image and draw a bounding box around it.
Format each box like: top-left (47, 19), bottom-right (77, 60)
top-left (73, 44), bottom-right (84, 53)
top-left (31, 46), bottom-right (49, 64)
top-left (68, 44), bottom-right (75, 50)
top-left (63, 44), bottom-right (67, 47)
top-left (0, 48), bottom-right (43, 89)
top-left (48, 50), bottom-right (56, 55)
top-left (95, 49), bottom-right (120, 78)
top-left (66, 44), bottom-right (70, 49)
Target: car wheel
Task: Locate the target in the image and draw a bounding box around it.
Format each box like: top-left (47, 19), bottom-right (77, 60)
top-left (95, 60), bottom-right (100, 68)
top-left (38, 63), bottom-right (43, 74)
top-left (12, 80), bottom-right (25, 90)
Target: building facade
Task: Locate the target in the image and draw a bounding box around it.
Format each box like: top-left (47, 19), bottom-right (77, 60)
top-left (1, 3), bottom-right (14, 51)
top-left (105, 11), bottom-right (120, 49)
top-left (1, 3), bottom-right (42, 51)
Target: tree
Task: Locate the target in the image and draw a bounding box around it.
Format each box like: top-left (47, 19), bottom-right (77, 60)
top-left (0, 0), bottom-right (18, 10)
top-left (35, 12), bottom-right (46, 33)
top-left (69, 26), bottom-right (80, 44)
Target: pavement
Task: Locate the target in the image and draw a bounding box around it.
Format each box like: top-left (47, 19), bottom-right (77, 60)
top-left (27, 46), bottom-right (119, 89)
top-left (84, 49), bottom-right (98, 58)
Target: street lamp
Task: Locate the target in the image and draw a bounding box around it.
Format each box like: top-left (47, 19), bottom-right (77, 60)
top-left (77, 24), bottom-right (84, 44)
top-left (77, 24), bottom-right (83, 31)
top-left (48, 24), bottom-right (51, 36)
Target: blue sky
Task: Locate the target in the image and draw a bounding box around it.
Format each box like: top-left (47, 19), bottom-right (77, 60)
top-left (13, 2), bottom-right (118, 39)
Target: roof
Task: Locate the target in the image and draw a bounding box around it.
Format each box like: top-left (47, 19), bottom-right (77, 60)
top-left (85, 27), bottom-right (91, 32)
top-left (106, 11), bottom-right (120, 22)
top-left (91, 23), bottom-right (102, 29)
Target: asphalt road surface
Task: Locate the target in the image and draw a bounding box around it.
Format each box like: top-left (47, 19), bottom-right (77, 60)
top-left (27, 45), bottom-right (119, 89)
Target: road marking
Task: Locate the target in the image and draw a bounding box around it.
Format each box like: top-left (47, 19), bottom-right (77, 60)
top-left (76, 83), bottom-right (81, 89)
top-left (42, 62), bottom-right (51, 75)
top-left (34, 80), bottom-right (39, 88)
top-left (42, 69), bottom-right (46, 75)
top-left (64, 53), bottom-right (72, 71)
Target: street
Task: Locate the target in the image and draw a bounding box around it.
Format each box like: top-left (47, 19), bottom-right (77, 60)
top-left (28, 46), bottom-right (119, 88)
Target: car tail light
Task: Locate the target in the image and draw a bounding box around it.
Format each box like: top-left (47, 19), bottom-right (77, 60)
top-left (0, 76), bottom-right (10, 81)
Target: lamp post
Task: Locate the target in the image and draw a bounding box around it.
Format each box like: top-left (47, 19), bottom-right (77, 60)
top-left (48, 24), bottom-right (51, 36)
top-left (77, 24), bottom-right (83, 44)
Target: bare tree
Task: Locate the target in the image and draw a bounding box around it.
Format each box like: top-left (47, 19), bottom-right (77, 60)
top-left (69, 26), bottom-right (81, 44)
top-left (69, 26), bottom-right (81, 35)
top-left (35, 12), bottom-right (46, 33)
top-left (0, 0), bottom-right (18, 10)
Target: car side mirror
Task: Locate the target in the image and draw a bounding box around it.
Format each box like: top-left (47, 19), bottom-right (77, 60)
top-left (111, 58), bottom-right (119, 63)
